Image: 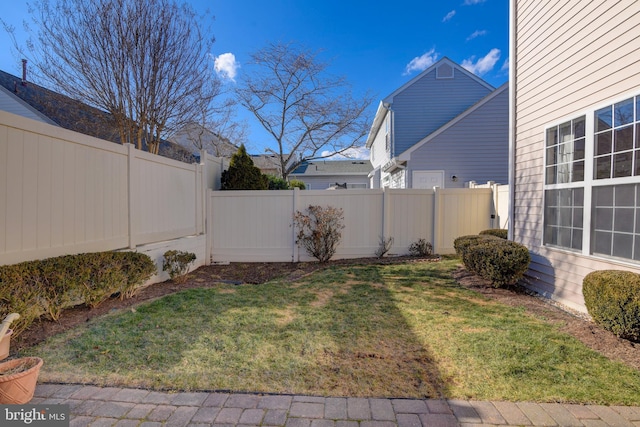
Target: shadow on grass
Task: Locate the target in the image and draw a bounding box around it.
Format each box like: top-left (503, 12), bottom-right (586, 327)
top-left (30, 262), bottom-right (450, 398)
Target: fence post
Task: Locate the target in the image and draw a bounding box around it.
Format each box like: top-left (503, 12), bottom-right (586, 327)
top-left (127, 143), bottom-right (136, 249)
top-left (432, 186), bottom-right (441, 254)
top-left (382, 188), bottom-right (390, 250)
top-left (292, 187), bottom-right (299, 262)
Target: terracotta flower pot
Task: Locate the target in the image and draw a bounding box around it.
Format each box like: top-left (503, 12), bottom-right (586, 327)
top-left (0, 357), bottom-right (44, 404)
top-left (0, 329), bottom-right (13, 361)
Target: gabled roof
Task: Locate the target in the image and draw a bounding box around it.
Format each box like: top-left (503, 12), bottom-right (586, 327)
top-left (0, 69), bottom-right (196, 163)
top-left (365, 57), bottom-right (495, 148)
top-left (382, 57), bottom-right (494, 104)
top-left (397, 82), bottom-right (508, 161)
top-left (290, 159), bottom-right (373, 176)
top-left (0, 85), bottom-right (57, 125)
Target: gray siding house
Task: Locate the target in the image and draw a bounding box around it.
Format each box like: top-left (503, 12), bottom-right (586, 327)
top-left (366, 58), bottom-right (508, 189)
top-left (510, 0), bottom-right (640, 313)
top-left (289, 160), bottom-right (372, 190)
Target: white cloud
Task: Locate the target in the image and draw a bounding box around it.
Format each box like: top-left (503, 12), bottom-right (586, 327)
top-left (214, 53), bottom-right (239, 82)
top-left (466, 30), bottom-right (487, 41)
top-left (442, 10), bottom-right (456, 22)
top-left (463, 0), bottom-right (486, 4)
top-left (321, 146), bottom-right (370, 160)
top-left (501, 57), bottom-right (510, 72)
top-left (461, 48), bottom-right (501, 76)
top-left (403, 49), bottom-right (438, 76)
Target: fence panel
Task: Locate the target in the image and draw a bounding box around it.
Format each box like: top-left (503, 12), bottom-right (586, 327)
top-left (385, 189), bottom-right (435, 255)
top-left (0, 112), bottom-right (129, 265)
top-left (0, 112), bottom-right (212, 266)
top-left (435, 188), bottom-right (493, 254)
top-left (297, 189), bottom-right (384, 260)
top-left (208, 187), bottom-right (494, 262)
top-left (130, 147), bottom-right (198, 246)
top-left (210, 190), bottom-right (295, 262)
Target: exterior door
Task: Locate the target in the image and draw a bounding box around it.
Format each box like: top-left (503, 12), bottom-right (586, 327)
top-left (412, 170), bottom-right (445, 189)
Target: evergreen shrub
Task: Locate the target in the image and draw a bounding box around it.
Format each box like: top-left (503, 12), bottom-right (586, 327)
top-left (583, 270), bottom-right (640, 342)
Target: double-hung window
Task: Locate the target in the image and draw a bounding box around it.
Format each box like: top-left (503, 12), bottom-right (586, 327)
top-left (591, 96), bottom-right (640, 261)
top-left (543, 93), bottom-right (640, 263)
top-left (543, 117), bottom-right (585, 251)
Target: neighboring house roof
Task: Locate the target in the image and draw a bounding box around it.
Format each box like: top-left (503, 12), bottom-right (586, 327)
top-left (0, 69), bottom-right (196, 163)
top-left (290, 159), bottom-right (373, 176)
top-left (167, 123), bottom-right (238, 158)
top-left (251, 154), bottom-right (283, 176)
top-left (397, 82), bottom-right (509, 161)
top-left (365, 57), bottom-right (495, 149)
top-left (0, 85), bottom-right (57, 125)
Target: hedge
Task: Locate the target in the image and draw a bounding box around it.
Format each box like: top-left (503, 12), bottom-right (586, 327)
top-left (0, 251), bottom-right (156, 338)
top-left (583, 270), bottom-right (640, 342)
top-left (479, 228), bottom-right (508, 239)
top-left (458, 236), bottom-right (530, 287)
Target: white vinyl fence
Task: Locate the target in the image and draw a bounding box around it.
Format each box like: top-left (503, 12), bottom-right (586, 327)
top-left (0, 111), bottom-right (221, 266)
top-left (1, 111), bottom-right (507, 269)
top-left (208, 187), bottom-right (495, 263)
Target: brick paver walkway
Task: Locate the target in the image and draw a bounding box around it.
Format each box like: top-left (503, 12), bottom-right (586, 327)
top-left (32, 384), bottom-right (640, 427)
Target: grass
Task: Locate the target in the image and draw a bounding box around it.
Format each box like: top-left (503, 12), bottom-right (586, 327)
top-left (27, 257), bottom-right (640, 404)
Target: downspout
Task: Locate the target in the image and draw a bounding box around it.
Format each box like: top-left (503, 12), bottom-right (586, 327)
top-left (508, 0), bottom-right (517, 241)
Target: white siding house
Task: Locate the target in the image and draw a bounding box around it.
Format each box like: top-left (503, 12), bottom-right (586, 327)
top-left (367, 58), bottom-right (508, 189)
top-left (510, 0), bottom-right (640, 313)
top-left (289, 160), bottom-right (372, 190)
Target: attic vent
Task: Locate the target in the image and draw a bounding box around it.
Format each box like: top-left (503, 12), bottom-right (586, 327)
top-left (436, 63), bottom-right (454, 79)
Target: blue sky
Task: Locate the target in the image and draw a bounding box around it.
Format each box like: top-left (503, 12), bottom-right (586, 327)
top-left (0, 0), bottom-right (509, 157)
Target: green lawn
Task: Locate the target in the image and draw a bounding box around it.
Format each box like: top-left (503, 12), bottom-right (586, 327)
top-left (27, 257), bottom-right (640, 404)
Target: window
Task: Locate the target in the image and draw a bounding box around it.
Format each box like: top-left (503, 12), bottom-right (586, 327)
top-left (594, 97), bottom-right (640, 179)
top-left (545, 117), bottom-right (585, 184)
top-left (543, 116), bottom-right (585, 251)
top-left (592, 184), bottom-right (640, 260)
top-left (544, 188), bottom-right (583, 250)
top-left (543, 93), bottom-right (640, 263)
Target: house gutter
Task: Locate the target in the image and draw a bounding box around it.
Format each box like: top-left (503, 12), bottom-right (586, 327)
top-left (507, 0), bottom-right (517, 241)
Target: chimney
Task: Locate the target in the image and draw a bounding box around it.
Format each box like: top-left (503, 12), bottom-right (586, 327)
top-left (21, 59), bottom-right (27, 86)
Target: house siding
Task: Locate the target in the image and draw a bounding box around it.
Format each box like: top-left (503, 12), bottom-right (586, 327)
top-left (390, 68), bottom-right (492, 157)
top-left (406, 85), bottom-right (508, 188)
top-left (0, 87), bottom-right (55, 125)
top-left (369, 111), bottom-right (391, 171)
top-left (512, 0), bottom-right (640, 312)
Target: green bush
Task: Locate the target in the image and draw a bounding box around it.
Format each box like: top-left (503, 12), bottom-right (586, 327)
top-left (462, 239), bottom-right (530, 287)
top-left (289, 179), bottom-right (306, 190)
top-left (583, 270), bottom-right (640, 342)
top-left (0, 251), bottom-right (156, 337)
top-left (453, 234), bottom-right (501, 258)
top-left (221, 144), bottom-right (268, 190)
top-left (479, 228), bottom-right (508, 239)
top-left (163, 250), bottom-right (197, 283)
top-left (267, 175), bottom-right (289, 190)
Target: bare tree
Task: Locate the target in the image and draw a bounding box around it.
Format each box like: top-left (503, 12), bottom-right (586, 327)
top-left (236, 42), bottom-right (373, 179)
top-left (169, 99), bottom-right (248, 158)
top-left (12, 0), bottom-right (220, 154)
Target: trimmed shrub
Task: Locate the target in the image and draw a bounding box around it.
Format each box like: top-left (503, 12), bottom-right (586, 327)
top-left (409, 239), bottom-right (433, 257)
top-left (479, 228), bottom-right (508, 239)
top-left (289, 180), bottom-right (306, 190)
top-left (267, 175), bottom-right (289, 190)
top-left (294, 205), bottom-right (345, 262)
top-left (163, 250), bottom-right (197, 283)
top-left (453, 234), bottom-right (501, 258)
top-left (462, 239), bottom-right (530, 287)
top-left (0, 251), bottom-right (156, 337)
top-left (583, 270), bottom-right (640, 342)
